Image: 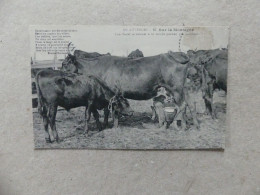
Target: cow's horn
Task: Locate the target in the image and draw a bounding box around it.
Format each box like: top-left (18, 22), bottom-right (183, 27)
top-left (68, 42), bottom-right (72, 54)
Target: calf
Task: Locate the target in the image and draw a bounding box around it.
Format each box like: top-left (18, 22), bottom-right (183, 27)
top-left (36, 69), bottom-right (133, 143)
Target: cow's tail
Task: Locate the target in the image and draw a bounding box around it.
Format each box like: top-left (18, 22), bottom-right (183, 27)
top-left (35, 72), bottom-right (46, 117)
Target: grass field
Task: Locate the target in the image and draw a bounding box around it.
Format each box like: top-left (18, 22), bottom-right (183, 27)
top-left (33, 91), bottom-right (226, 150)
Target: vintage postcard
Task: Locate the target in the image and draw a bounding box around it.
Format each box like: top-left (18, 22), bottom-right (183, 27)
top-left (30, 25), bottom-right (228, 149)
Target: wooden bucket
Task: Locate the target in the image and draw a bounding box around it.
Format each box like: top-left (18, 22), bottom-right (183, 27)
top-left (164, 107), bottom-right (177, 123)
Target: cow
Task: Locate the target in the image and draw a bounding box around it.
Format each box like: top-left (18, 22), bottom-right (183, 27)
top-left (188, 49), bottom-right (228, 118)
top-left (128, 49), bottom-right (144, 58)
top-left (61, 49), bottom-right (200, 129)
top-left (74, 50), bottom-right (111, 59)
top-left (35, 69), bottom-right (133, 143)
top-left (65, 42), bottom-right (111, 59)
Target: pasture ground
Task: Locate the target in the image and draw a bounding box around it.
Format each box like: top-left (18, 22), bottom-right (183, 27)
top-left (33, 91), bottom-right (226, 149)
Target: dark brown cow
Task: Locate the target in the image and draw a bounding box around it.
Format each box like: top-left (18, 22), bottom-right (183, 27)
top-left (188, 49), bottom-right (228, 118)
top-left (74, 50), bottom-right (111, 59)
top-left (61, 50), bottom-right (200, 128)
top-left (36, 69), bottom-right (133, 143)
top-left (128, 49), bottom-right (144, 58)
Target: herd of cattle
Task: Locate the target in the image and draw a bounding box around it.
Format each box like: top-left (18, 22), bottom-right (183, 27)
top-left (35, 43), bottom-right (227, 143)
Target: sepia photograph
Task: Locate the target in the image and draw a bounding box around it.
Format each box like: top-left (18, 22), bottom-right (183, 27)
top-left (30, 26), bottom-right (228, 149)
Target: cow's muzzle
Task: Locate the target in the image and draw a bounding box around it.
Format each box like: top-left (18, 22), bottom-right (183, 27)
top-left (121, 109), bottom-right (134, 116)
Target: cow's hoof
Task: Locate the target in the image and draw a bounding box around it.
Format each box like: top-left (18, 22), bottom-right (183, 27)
top-left (48, 135), bottom-right (55, 143)
top-left (102, 123), bottom-right (108, 129)
top-left (204, 111), bottom-right (213, 118)
top-left (83, 130), bottom-right (89, 136)
top-left (97, 124), bottom-right (103, 131)
top-left (55, 137), bottom-right (60, 143)
top-left (158, 122), bottom-right (164, 128)
top-left (45, 137), bottom-right (55, 143)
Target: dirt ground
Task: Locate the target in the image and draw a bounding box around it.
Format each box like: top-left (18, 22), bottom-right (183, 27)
top-left (33, 91), bottom-right (226, 150)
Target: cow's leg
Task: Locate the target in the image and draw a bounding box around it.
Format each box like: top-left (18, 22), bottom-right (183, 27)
top-left (48, 104), bottom-right (58, 142)
top-left (203, 83), bottom-right (215, 119)
top-left (87, 107), bottom-right (91, 122)
top-left (92, 109), bottom-right (102, 131)
top-left (84, 107), bottom-right (89, 134)
top-left (208, 83), bottom-right (215, 119)
top-left (203, 87), bottom-right (211, 116)
top-left (103, 107), bottom-right (109, 128)
top-left (43, 116), bottom-right (51, 143)
top-left (84, 103), bottom-right (93, 135)
top-left (204, 96), bottom-right (212, 115)
top-left (41, 106), bottom-right (51, 143)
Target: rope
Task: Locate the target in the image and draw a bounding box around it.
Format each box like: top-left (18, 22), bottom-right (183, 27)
top-left (108, 95), bottom-right (117, 114)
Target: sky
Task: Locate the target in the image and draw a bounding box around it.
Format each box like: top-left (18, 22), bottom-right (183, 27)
top-left (30, 25), bottom-right (229, 61)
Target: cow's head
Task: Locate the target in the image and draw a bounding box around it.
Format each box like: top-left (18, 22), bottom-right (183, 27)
top-left (61, 54), bottom-right (78, 73)
top-left (61, 42), bottom-right (78, 73)
top-left (109, 93), bottom-right (133, 116)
